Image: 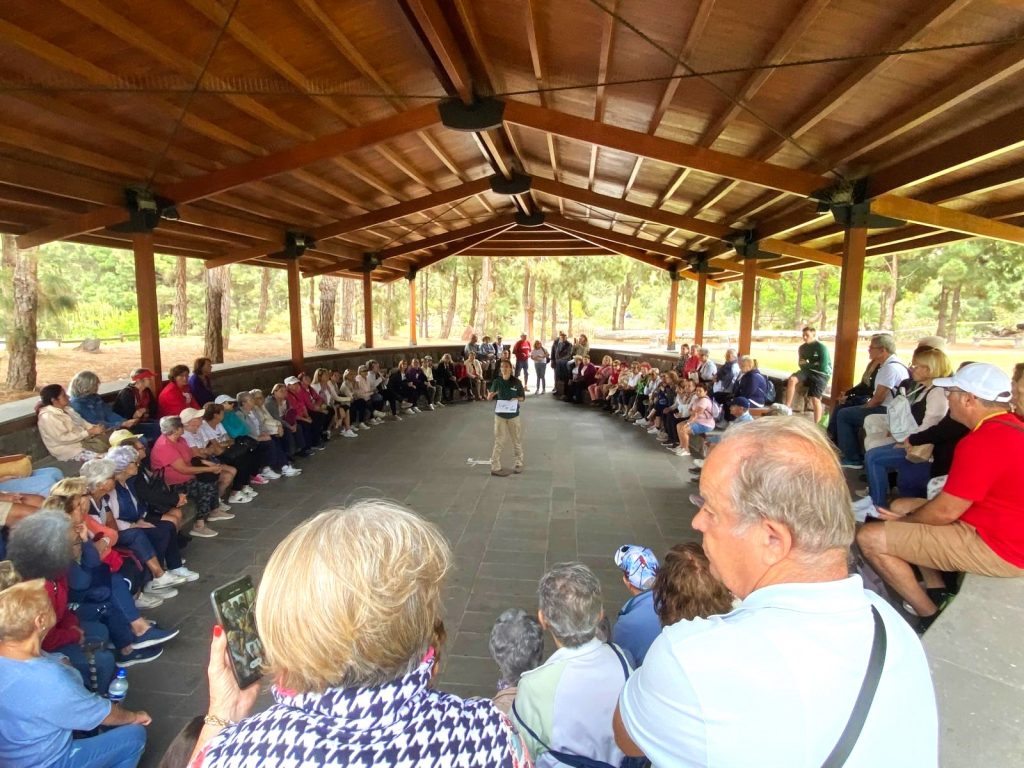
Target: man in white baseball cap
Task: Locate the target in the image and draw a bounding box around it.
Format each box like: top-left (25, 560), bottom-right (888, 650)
top-left (858, 363), bottom-right (1023, 632)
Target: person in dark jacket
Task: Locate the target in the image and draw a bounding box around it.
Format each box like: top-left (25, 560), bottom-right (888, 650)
top-left (387, 361), bottom-right (420, 413)
top-left (551, 331), bottom-right (574, 391)
top-left (113, 368), bottom-right (160, 441)
top-left (188, 357), bottom-right (216, 407)
top-left (69, 370), bottom-right (140, 431)
top-left (734, 356), bottom-right (769, 407)
top-left (567, 356), bottom-right (597, 404)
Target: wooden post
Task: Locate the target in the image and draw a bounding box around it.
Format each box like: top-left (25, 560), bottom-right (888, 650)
top-left (831, 226), bottom-right (867, 403)
top-left (666, 271), bottom-right (680, 351)
top-left (286, 259), bottom-right (303, 372)
top-left (738, 258), bottom-right (757, 355)
top-left (407, 273), bottom-right (418, 346)
top-left (362, 269), bottom-right (374, 348)
top-left (694, 273), bottom-right (707, 346)
top-left (132, 232), bottom-right (162, 384)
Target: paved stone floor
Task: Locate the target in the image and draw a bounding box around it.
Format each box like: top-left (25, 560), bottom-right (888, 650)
top-left (132, 385), bottom-right (700, 765)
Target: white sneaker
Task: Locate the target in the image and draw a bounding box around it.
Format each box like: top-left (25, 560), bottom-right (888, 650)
top-left (371, 418), bottom-right (384, 425)
top-left (242, 485), bottom-right (258, 496)
top-left (227, 491), bottom-right (253, 504)
top-left (357, 423), bottom-right (370, 430)
top-left (693, 459), bottom-right (704, 468)
top-left (260, 467), bottom-right (282, 480)
top-left (426, 404), bottom-right (435, 411)
top-left (214, 504), bottom-right (231, 514)
top-left (281, 465), bottom-right (302, 476)
top-left (169, 566), bottom-right (200, 582)
top-left (208, 509), bottom-right (235, 521)
top-left (772, 403), bottom-right (794, 416)
top-left (393, 415), bottom-right (403, 421)
top-left (374, 410), bottom-right (386, 418)
top-left (673, 448), bottom-right (691, 457)
top-left (855, 488), bottom-right (871, 498)
top-left (401, 403), bottom-right (413, 410)
top-left (647, 427), bottom-right (659, 434)
top-left (191, 525), bottom-right (218, 538)
top-left (342, 429), bottom-right (358, 438)
top-left (146, 571), bottom-right (186, 592)
top-left (135, 592), bottom-right (164, 609)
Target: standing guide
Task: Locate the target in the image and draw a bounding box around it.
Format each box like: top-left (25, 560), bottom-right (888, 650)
top-left (487, 359), bottom-right (526, 477)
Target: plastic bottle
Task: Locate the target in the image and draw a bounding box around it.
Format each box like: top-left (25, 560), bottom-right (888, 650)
top-left (107, 668), bottom-right (129, 702)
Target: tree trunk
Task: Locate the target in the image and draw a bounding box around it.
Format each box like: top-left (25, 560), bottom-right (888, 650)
top-left (936, 284), bottom-right (950, 338)
top-left (204, 266), bottom-right (225, 363)
top-left (340, 278), bottom-right (355, 341)
top-left (442, 271), bottom-right (458, 338)
top-left (618, 273), bottom-right (634, 330)
top-left (172, 256), bottom-right (188, 335)
top-left (307, 276), bottom-right (316, 334)
top-left (551, 293), bottom-right (557, 338)
top-left (3, 234), bottom-right (38, 391)
top-left (385, 283), bottom-right (396, 337)
top-left (316, 276), bottom-right (339, 349)
top-left (793, 270), bottom-right (803, 329)
top-left (753, 278), bottom-right (762, 329)
top-left (814, 269), bottom-right (828, 328)
top-left (478, 256), bottom-right (492, 331)
top-left (708, 288), bottom-right (717, 330)
top-left (540, 281), bottom-right (548, 341)
top-left (948, 283), bottom-right (961, 344)
top-left (221, 265), bottom-right (231, 351)
top-left (612, 288), bottom-right (620, 331)
top-left (422, 270), bottom-right (430, 338)
top-left (254, 267), bottom-right (270, 333)
top-left (468, 262), bottom-right (480, 334)
top-left (882, 254), bottom-right (898, 330)
top-left (568, 295), bottom-right (574, 336)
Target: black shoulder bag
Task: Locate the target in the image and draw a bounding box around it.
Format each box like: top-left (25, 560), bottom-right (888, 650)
top-left (821, 606), bottom-right (888, 767)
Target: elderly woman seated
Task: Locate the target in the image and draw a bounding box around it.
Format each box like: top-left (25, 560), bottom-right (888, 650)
top-left (112, 368), bottom-right (161, 442)
top-left (69, 370), bottom-right (142, 433)
top-left (247, 389), bottom-right (301, 477)
top-left (488, 608), bottom-right (544, 715)
top-left (0, 577), bottom-right (151, 768)
top-left (36, 384), bottom-right (110, 462)
top-left (512, 562), bottom-right (633, 767)
top-left (650, 542), bottom-right (735, 627)
top-left (188, 500), bottom-right (529, 768)
top-left (150, 416), bottom-right (227, 538)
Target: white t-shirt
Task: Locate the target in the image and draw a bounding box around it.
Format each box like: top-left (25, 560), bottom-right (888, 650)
top-left (875, 355), bottom-right (909, 406)
top-left (619, 576), bottom-right (937, 768)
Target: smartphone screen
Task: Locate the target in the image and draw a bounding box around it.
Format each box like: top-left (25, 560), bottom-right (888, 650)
top-left (210, 575), bottom-right (264, 689)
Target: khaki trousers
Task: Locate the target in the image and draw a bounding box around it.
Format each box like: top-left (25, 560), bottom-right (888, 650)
top-left (491, 416), bottom-right (524, 471)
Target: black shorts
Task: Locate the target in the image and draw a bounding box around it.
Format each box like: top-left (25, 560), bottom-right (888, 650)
top-left (793, 369), bottom-right (828, 398)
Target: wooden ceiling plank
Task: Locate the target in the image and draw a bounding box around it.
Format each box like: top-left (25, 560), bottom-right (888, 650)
top-left (0, 157), bottom-right (123, 207)
top-left (504, 101), bottom-right (828, 196)
top-left (405, 0), bottom-right (475, 103)
top-left (377, 215), bottom-right (517, 261)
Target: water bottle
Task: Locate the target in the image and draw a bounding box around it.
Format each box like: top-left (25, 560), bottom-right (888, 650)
top-left (107, 669), bottom-right (129, 702)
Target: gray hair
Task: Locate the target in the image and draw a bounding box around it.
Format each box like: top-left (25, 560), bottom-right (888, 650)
top-left (6, 511), bottom-right (75, 581)
top-left (489, 608), bottom-right (544, 686)
top-left (871, 334), bottom-right (896, 354)
top-left (538, 562), bottom-right (603, 647)
top-left (235, 392), bottom-right (253, 406)
top-left (105, 445), bottom-right (138, 474)
top-left (159, 416), bottom-right (183, 436)
top-left (79, 458), bottom-right (115, 491)
top-left (68, 370), bottom-right (100, 398)
top-left (715, 417), bottom-right (854, 554)
top-left (249, 388), bottom-right (264, 398)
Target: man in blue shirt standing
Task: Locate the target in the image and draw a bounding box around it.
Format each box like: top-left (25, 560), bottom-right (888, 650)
top-left (611, 545), bottom-right (661, 665)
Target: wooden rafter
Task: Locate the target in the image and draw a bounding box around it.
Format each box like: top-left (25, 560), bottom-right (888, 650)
top-left (401, 223), bottom-right (519, 276)
top-left (503, 101), bottom-right (828, 196)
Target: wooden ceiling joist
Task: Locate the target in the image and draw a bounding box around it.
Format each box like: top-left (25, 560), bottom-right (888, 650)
top-left (402, 223), bottom-right (519, 276)
top-left (503, 101), bottom-right (829, 197)
top-left (870, 195), bottom-right (1024, 247)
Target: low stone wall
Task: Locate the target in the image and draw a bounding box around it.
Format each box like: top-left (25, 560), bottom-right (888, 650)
top-left (0, 345), bottom-right (464, 462)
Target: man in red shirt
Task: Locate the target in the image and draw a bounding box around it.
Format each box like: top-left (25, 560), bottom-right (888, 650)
top-left (512, 333), bottom-right (533, 387)
top-left (858, 363), bottom-right (1023, 630)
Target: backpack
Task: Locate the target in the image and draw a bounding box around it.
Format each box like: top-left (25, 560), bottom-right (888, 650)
top-left (709, 398), bottom-right (722, 420)
top-left (135, 465), bottom-right (180, 513)
top-left (763, 376), bottom-right (776, 404)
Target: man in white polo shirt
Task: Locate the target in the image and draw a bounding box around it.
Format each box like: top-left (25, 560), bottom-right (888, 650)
top-left (613, 417), bottom-right (937, 767)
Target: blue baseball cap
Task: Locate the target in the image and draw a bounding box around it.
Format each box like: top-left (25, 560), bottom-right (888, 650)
top-left (614, 545), bottom-right (659, 590)
top-left (732, 396), bottom-right (751, 410)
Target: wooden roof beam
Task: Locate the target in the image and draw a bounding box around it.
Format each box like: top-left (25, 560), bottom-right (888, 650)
top-left (870, 195), bottom-right (1024, 247)
top-left (404, 0), bottom-right (475, 103)
top-left (386, 223), bottom-right (519, 279)
top-left (377, 215), bottom-right (517, 262)
top-left (503, 101), bottom-right (828, 196)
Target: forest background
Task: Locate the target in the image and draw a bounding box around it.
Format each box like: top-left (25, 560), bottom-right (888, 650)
top-left (1, 234), bottom-right (1022, 403)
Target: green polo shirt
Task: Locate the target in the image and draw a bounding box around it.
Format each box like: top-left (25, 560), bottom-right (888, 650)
top-left (489, 375), bottom-right (525, 419)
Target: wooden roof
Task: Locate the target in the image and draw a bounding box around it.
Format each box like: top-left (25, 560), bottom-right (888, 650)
top-left (0, 0), bottom-right (1022, 282)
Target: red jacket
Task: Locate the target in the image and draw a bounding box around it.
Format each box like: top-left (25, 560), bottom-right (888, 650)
top-left (513, 340), bottom-right (532, 362)
top-left (158, 381), bottom-right (196, 417)
top-left (42, 576), bottom-right (81, 651)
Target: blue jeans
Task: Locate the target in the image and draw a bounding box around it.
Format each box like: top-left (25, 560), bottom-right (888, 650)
top-left (865, 443), bottom-right (909, 507)
top-left (897, 458), bottom-right (933, 500)
top-left (533, 362), bottom-right (547, 389)
top-left (836, 405), bottom-right (886, 462)
top-left (60, 724), bottom-right (147, 768)
top-left (515, 358), bottom-right (530, 382)
top-left (0, 467), bottom-right (64, 496)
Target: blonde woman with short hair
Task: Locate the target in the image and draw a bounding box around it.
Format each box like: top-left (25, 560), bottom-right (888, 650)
top-left (191, 501), bottom-right (529, 768)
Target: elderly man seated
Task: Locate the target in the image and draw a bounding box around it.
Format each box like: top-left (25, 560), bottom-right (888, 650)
top-left (513, 562), bottom-right (633, 767)
top-left (611, 545), bottom-right (661, 665)
top-left (488, 608), bottom-right (545, 715)
top-left (858, 363), bottom-right (1023, 632)
top-left (614, 417), bottom-right (937, 766)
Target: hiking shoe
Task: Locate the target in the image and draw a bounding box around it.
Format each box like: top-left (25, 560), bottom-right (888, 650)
top-left (491, 468), bottom-right (511, 477)
top-left (190, 526), bottom-right (218, 538)
top-left (132, 625), bottom-right (179, 650)
top-left (513, 466), bottom-right (523, 474)
top-left (117, 646), bottom-right (163, 667)
top-left (208, 510), bottom-right (235, 522)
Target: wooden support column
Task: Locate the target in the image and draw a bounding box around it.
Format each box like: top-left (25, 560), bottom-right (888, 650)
top-left (362, 269), bottom-right (375, 349)
top-left (407, 273), bottom-right (417, 346)
top-left (286, 260), bottom-right (303, 373)
top-left (694, 273), bottom-right (708, 346)
top-left (666, 271), bottom-right (680, 351)
top-left (132, 232), bottom-right (162, 384)
top-left (831, 226), bottom-right (868, 403)
top-left (738, 258), bottom-right (757, 356)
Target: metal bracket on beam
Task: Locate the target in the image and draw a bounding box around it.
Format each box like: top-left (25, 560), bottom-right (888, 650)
top-left (515, 211), bottom-right (546, 227)
top-left (489, 171), bottom-right (532, 196)
top-left (729, 229), bottom-right (775, 260)
top-left (810, 178), bottom-right (906, 229)
top-left (439, 97), bottom-right (506, 132)
top-left (668, 266), bottom-right (682, 282)
top-left (362, 252), bottom-right (382, 272)
top-left (107, 187), bottom-right (179, 233)
top-left (282, 231), bottom-right (314, 260)
top-left (405, 266), bottom-right (418, 281)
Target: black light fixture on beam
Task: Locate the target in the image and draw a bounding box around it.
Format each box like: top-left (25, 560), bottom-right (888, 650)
top-left (809, 178), bottom-right (906, 229)
top-left (686, 252), bottom-right (726, 274)
top-left (438, 97), bottom-right (506, 132)
top-left (515, 211), bottom-right (546, 227)
top-left (489, 171), bottom-right (532, 196)
top-left (728, 229), bottom-right (775, 260)
top-left (363, 252), bottom-right (382, 271)
top-left (107, 187), bottom-right (179, 233)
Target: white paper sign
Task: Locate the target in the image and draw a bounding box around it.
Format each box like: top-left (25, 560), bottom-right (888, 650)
top-left (494, 399), bottom-right (520, 415)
